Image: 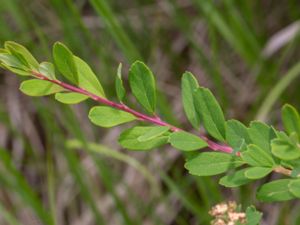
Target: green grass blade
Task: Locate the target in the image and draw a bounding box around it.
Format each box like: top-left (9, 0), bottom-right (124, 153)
top-left (0, 201), bottom-right (21, 225)
top-left (90, 0), bottom-right (141, 62)
top-left (66, 139), bottom-right (160, 196)
top-left (256, 62), bottom-right (300, 121)
top-left (0, 148), bottom-right (54, 225)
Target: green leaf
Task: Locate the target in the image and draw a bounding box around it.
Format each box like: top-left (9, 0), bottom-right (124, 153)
top-left (53, 42), bottom-right (78, 84)
top-left (241, 144), bottom-right (275, 167)
top-left (244, 167), bottom-right (273, 179)
top-left (74, 56), bottom-right (106, 97)
top-left (219, 168), bottom-right (252, 187)
top-left (115, 63), bottom-right (126, 102)
top-left (4, 41), bottom-right (39, 69)
top-left (257, 179), bottom-right (295, 202)
top-left (245, 206), bottom-right (262, 225)
top-left (55, 93), bottom-right (88, 104)
top-left (0, 53), bottom-right (24, 68)
top-left (38, 62), bottom-right (56, 80)
top-left (289, 179), bottom-right (300, 198)
top-left (289, 132), bottom-right (299, 144)
top-left (129, 61), bottom-right (156, 113)
top-left (119, 126), bottom-right (169, 150)
top-left (226, 119), bottom-right (251, 152)
top-left (181, 72), bottom-right (200, 129)
top-left (137, 126), bottom-right (169, 142)
top-left (291, 164), bottom-right (300, 178)
top-left (184, 152), bottom-right (244, 176)
top-left (0, 53), bottom-right (31, 75)
top-left (248, 121), bottom-right (276, 152)
top-left (89, 106), bottom-right (136, 127)
top-left (169, 131), bottom-right (207, 151)
top-left (0, 48), bottom-right (7, 54)
top-left (271, 133), bottom-right (300, 161)
top-left (0, 65), bottom-right (31, 76)
top-left (193, 87), bottom-right (226, 141)
top-left (282, 104), bottom-right (300, 137)
top-left (20, 79), bottom-right (64, 96)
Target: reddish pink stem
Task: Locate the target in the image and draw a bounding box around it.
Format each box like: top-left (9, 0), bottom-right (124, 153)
top-left (200, 135), bottom-right (233, 154)
top-left (32, 71), bottom-right (233, 154)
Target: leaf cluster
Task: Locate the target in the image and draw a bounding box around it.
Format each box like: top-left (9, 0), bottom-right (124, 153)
top-left (1, 41), bottom-right (300, 204)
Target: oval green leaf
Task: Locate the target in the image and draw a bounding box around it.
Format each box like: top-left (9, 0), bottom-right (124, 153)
top-left (115, 63), bottom-right (126, 102)
top-left (119, 126), bottom-right (169, 150)
top-left (219, 168), bottom-right (252, 187)
top-left (38, 62), bottom-right (56, 80)
top-left (181, 72), bottom-right (200, 129)
top-left (226, 119), bottom-right (251, 152)
top-left (74, 56), bottom-right (106, 98)
top-left (244, 167), bottom-right (273, 179)
top-left (137, 126), bottom-right (169, 142)
top-left (248, 121), bottom-right (276, 152)
top-left (5, 41), bottom-right (39, 69)
top-left (271, 136), bottom-right (300, 161)
top-left (53, 42), bottom-right (78, 84)
top-left (20, 79), bottom-right (64, 96)
top-left (169, 131), bottom-right (207, 151)
top-left (0, 53), bottom-right (31, 75)
top-left (282, 104), bottom-right (300, 137)
top-left (193, 87), bottom-right (226, 141)
top-left (55, 92), bottom-right (88, 104)
top-left (129, 61), bottom-right (156, 113)
top-left (289, 179), bottom-right (300, 198)
top-left (241, 144), bottom-right (275, 167)
top-left (184, 152), bottom-right (244, 176)
top-left (89, 106), bottom-right (136, 127)
top-left (257, 179), bottom-right (295, 202)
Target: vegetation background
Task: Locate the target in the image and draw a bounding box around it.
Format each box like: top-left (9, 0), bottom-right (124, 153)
top-left (0, 0), bottom-right (300, 224)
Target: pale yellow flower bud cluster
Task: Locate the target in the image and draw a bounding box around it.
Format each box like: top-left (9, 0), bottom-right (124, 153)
top-left (209, 201), bottom-right (246, 225)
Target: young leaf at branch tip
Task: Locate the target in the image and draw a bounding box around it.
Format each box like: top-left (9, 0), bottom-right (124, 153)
top-left (289, 179), bottom-right (300, 198)
top-left (219, 168), bottom-right (252, 187)
top-left (257, 179), bottom-right (295, 202)
top-left (137, 126), bottom-right (170, 142)
top-left (169, 131), bottom-right (207, 151)
top-left (241, 144), bottom-right (275, 167)
top-left (0, 52), bottom-right (23, 68)
top-left (74, 56), bottom-right (106, 98)
top-left (20, 79), bottom-right (64, 96)
top-left (226, 119), bottom-right (251, 152)
top-left (181, 72), bottom-right (200, 129)
top-left (53, 42), bottom-right (78, 84)
top-left (0, 53), bottom-right (31, 75)
top-left (119, 126), bottom-right (169, 150)
top-left (244, 167), bottom-right (273, 179)
top-left (89, 106), bottom-right (136, 128)
top-left (248, 121), bottom-right (276, 153)
top-left (129, 61), bottom-right (156, 113)
top-left (282, 104), bottom-right (300, 137)
top-left (193, 87), bottom-right (226, 141)
top-left (115, 63), bottom-right (126, 102)
top-left (4, 41), bottom-right (39, 69)
top-left (38, 62), bottom-right (56, 80)
top-left (184, 152), bottom-right (244, 176)
top-left (55, 93), bottom-right (88, 104)
top-left (271, 132), bottom-right (300, 161)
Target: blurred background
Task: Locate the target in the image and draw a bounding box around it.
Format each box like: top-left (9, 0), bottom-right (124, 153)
top-left (0, 0), bottom-right (300, 224)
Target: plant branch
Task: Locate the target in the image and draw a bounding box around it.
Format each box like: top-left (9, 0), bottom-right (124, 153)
top-left (32, 71), bottom-right (231, 152)
top-left (31, 71), bottom-right (293, 177)
top-left (273, 166), bottom-right (292, 177)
